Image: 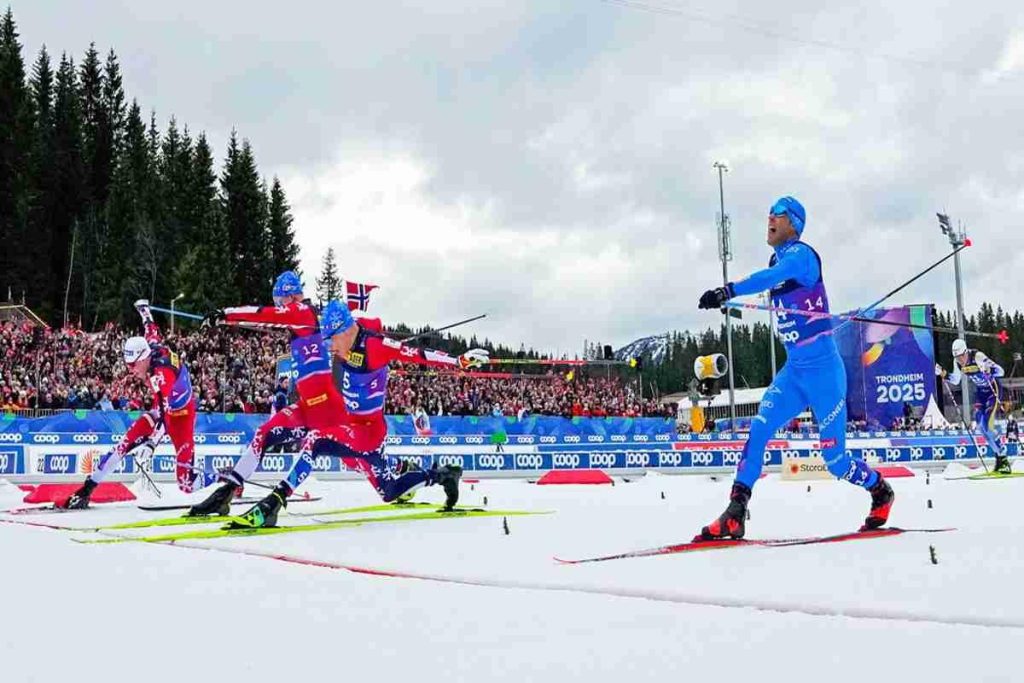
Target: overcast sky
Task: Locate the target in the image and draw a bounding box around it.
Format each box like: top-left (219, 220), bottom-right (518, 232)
top-left (14, 1), bottom-right (1024, 355)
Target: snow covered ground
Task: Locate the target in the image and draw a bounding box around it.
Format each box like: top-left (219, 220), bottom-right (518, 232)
top-left (2, 466), bottom-right (1022, 683)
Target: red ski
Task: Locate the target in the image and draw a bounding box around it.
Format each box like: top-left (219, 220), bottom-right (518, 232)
top-left (554, 527), bottom-right (955, 565)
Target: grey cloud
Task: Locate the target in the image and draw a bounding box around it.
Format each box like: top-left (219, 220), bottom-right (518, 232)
top-left (16, 1), bottom-right (1024, 351)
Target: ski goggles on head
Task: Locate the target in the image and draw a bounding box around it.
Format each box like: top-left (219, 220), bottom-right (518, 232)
top-left (769, 200), bottom-right (790, 217)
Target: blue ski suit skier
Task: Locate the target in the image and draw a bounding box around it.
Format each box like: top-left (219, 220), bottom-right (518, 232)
top-left (940, 339), bottom-right (1010, 473)
top-left (695, 196), bottom-right (894, 540)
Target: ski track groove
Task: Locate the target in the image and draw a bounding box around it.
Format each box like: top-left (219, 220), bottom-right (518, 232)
top-left (144, 534), bottom-right (1024, 631)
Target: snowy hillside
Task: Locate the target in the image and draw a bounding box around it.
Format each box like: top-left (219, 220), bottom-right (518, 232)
top-left (614, 333), bottom-right (670, 364)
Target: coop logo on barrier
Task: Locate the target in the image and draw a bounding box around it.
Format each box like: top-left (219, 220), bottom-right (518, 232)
top-left (910, 447), bottom-right (924, 461)
top-left (885, 448), bottom-right (902, 461)
top-left (259, 456), bottom-right (289, 472)
top-left (155, 457), bottom-right (175, 473)
top-left (634, 435), bottom-right (649, 443)
top-left (72, 434), bottom-right (99, 444)
top-left (552, 453), bottom-right (580, 468)
top-left (464, 436), bottom-right (484, 445)
top-left (438, 436), bottom-right (458, 445)
top-left (37, 454), bottom-right (74, 474)
top-left (0, 433), bottom-right (22, 443)
top-left (515, 436), bottom-right (535, 444)
top-left (313, 455), bottom-right (335, 471)
top-left (587, 435), bottom-right (605, 443)
top-left (591, 452), bottom-right (617, 468)
top-left (386, 436), bottom-right (401, 445)
top-left (209, 456), bottom-right (238, 471)
top-left (610, 434), bottom-right (626, 443)
top-left (723, 450), bottom-right (741, 466)
top-left (400, 455), bottom-right (425, 469)
top-left (0, 448), bottom-right (19, 474)
top-left (655, 434), bottom-right (671, 442)
top-left (411, 436), bottom-right (430, 445)
top-left (932, 447), bottom-right (946, 460)
top-left (437, 455), bottom-right (466, 469)
top-left (515, 454), bottom-right (544, 469)
top-left (194, 435), bottom-right (208, 445)
top-left (659, 452), bottom-right (682, 467)
top-left (563, 435), bottom-right (581, 444)
top-left (539, 436), bottom-right (557, 444)
top-left (697, 434), bottom-right (713, 441)
top-left (625, 452), bottom-right (650, 467)
top-left (476, 454), bottom-right (506, 470)
top-left (33, 434), bottom-right (60, 444)
top-left (691, 452), bottom-right (714, 466)
top-left (861, 448), bottom-right (877, 462)
top-left (217, 434), bottom-right (242, 445)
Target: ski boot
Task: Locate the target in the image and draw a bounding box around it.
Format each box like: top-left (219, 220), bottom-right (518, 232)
top-left (58, 478), bottom-right (97, 510)
top-left (227, 483), bottom-right (289, 529)
top-left (696, 482), bottom-right (750, 541)
top-left (994, 455), bottom-right (1013, 475)
top-left (186, 470), bottom-right (244, 517)
top-left (862, 474), bottom-right (894, 530)
top-left (432, 464), bottom-right (462, 511)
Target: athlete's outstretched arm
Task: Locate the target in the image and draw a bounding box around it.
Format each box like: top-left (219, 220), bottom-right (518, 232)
top-left (370, 337), bottom-right (489, 370)
top-left (218, 303), bottom-right (317, 331)
top-left (731, 243), bottom-right (819, 297)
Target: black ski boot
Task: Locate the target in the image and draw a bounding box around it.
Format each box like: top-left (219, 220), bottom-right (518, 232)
top-left (432, 464), bottom-right (462, 511)
top-left (995, 455), bottom-right (1013, 475)
top-left (227, 483), bottom-right (289, 529)
top-left (696, 482), bottom-right (751, 541)
top-left (862, 475), bottom-right (894, 530)
top-left (59, 478), bottom-right (97, 510)
top-left (186, 482), bottom-right (237, 517)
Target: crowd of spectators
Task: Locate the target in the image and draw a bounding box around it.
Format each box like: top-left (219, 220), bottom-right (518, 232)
top-left (0, 321), bottom-right (283, 414)
top-left (387, 371), bottom-right (673, 418)
top-left (1, 321), bottom-right (672, 418)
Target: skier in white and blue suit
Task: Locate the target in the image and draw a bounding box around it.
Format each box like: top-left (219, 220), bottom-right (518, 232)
top-left (695, 196), bottom-right (893, 540)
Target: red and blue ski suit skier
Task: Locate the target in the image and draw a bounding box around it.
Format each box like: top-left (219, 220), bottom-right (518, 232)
top-left (284, 313), bottom-right (470, 501)
top-left (92, 307), bottom-right (198, 493)
top-left (214, 299), bottom-right (347, 486)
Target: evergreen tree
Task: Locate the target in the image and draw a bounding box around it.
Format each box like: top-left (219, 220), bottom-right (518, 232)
top-left (157, 116), bottom-right (193, 301)
top-left (267, 177), bottom-right (300, 276)
top-left (173, 133), bottom-right (234, 312)
top-left (0, 8), bottom-right (30, 301)
top-left (99, 100), bottom-right (151, 321)
top-left (221, 132), bottom-right (270, 302)
top-left (24, 45), bottom-right (55, 313)
top-left (77, 42), bottom-right (111, 325)
top-left (315, 247), bottom-right (341, 306)
top-left (50, 52), bottom-right (85, 323)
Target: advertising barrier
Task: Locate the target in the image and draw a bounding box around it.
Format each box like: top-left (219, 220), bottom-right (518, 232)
top-left (0, 412), bottom-right (1017, 481)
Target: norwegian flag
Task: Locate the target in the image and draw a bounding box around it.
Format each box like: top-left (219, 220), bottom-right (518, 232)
top-left (345, 281), bottom-right (378, 312)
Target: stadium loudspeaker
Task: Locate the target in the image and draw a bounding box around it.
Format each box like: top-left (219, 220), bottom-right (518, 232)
top-left (603, 345), bottom-right (614, 360)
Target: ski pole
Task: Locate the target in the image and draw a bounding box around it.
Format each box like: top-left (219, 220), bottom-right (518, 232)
top-left (774, 241), bottom-right (973, 347)
top-left (151, 455), bottom-right (280, 491)
top-left (400, 314), bottom-right (487, 343)
top-left (149, 305), bottom-right (204, 321)
top-left (725, 301), bottom-right (1010, 344)
top-left (938, 375), bottom-right (989, 472)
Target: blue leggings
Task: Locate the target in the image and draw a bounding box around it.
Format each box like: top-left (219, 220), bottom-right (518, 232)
top-left (736, 356), bottom-right (878, 491)
top-left (974, 393), bottom-right (1004, 457)
top-left (281, 427), bottom-right (432, 502)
